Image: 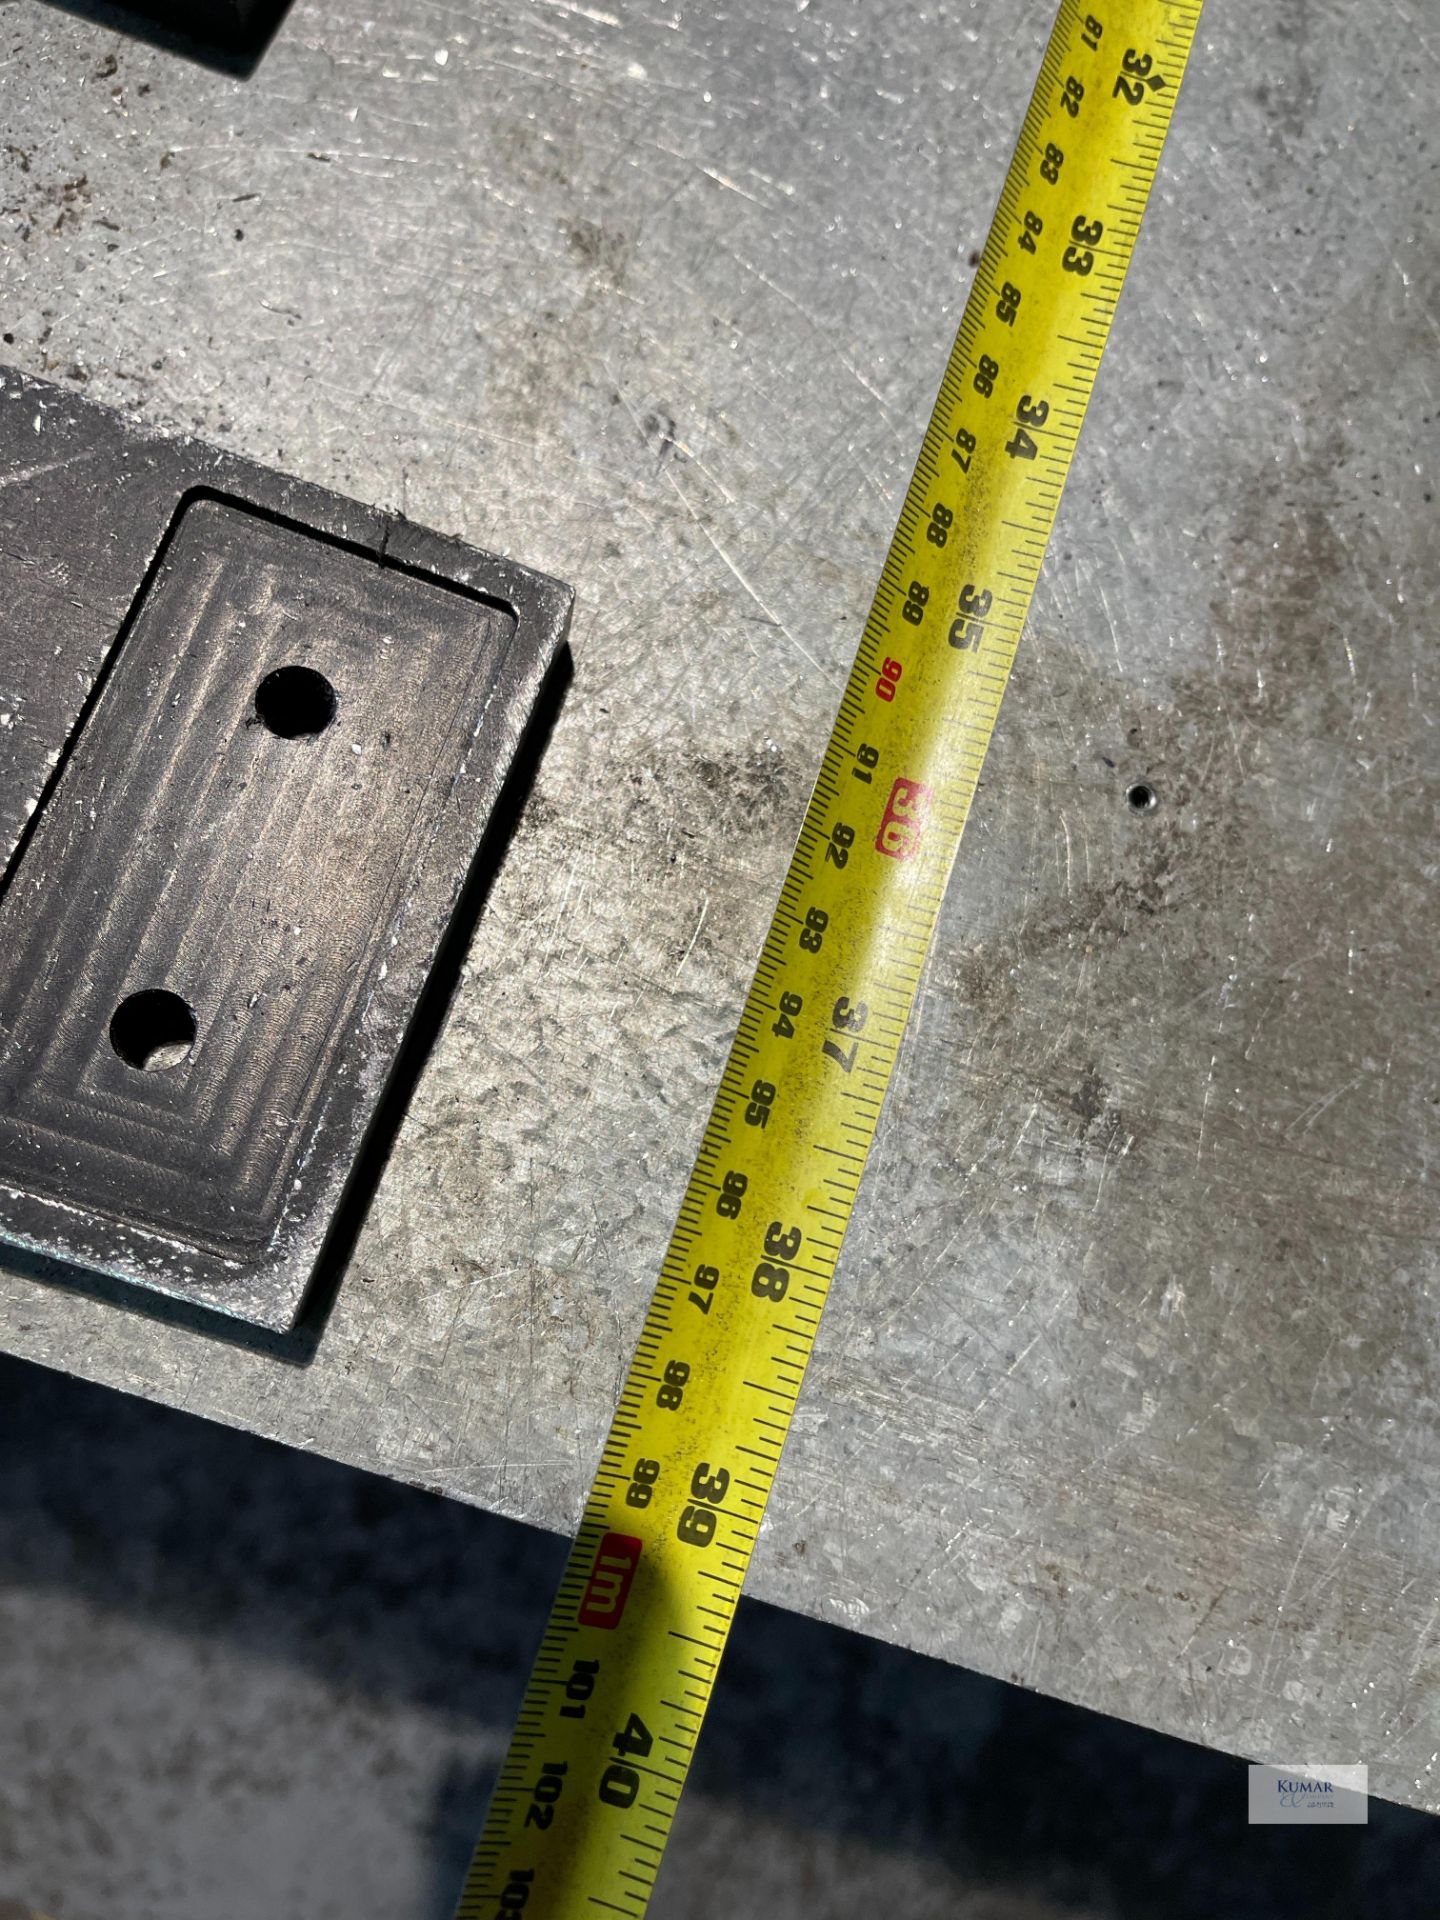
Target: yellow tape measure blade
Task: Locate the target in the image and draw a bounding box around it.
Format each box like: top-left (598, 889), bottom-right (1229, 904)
top-left (458, 4), bottom-right (1201, 1914)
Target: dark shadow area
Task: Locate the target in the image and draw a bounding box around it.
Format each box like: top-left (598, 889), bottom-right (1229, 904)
top-left (683, 1623), bottom-right (1440, 1920)
top-left (2, 1353), bottom-right (1436, 1920)
top-left (0, 643), bottom-right (573, 1363)
top-left (40, 0), bottom-right (295, 75)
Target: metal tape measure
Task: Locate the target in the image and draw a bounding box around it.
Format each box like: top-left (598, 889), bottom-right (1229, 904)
top-left (457, 3), bottom-right (1201, 1912)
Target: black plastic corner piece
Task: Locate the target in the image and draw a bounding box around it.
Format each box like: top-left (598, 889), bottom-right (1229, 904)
top-left (0, 370), bottom-right (573, 1330)
top-left (41, 1), bottom-right (294, 76)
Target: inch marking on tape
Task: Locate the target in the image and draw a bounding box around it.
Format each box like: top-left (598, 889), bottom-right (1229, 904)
top-left (457, 4), bottom-right (1201, 1913)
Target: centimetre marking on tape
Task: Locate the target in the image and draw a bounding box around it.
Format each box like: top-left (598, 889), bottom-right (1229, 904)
top-left (457, 3), bottom-right (1201, 1914)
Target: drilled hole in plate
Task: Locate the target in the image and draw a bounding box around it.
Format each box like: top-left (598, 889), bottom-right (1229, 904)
top-left (109, 990), bottom-right (196, 1072)
top-left (1126, 781), bottom-right (1159, 814)
top-left (254, 664), bottom-right (337, 738)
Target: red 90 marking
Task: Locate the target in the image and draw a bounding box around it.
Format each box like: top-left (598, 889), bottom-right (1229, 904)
top-left (875, 656), bottom-right (903, 702)
top-left (876, 778), bottom-right (932, 862)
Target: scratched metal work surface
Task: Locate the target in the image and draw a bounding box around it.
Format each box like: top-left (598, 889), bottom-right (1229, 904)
top-left (1, 0), bottom-right (1436, 1810)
